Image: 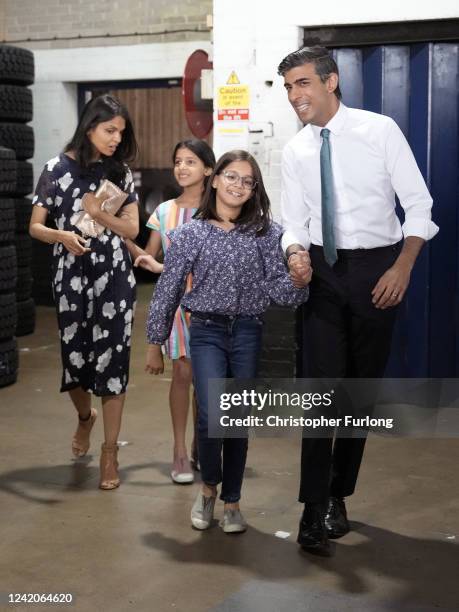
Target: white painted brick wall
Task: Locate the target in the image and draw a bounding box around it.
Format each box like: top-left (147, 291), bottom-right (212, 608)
top-left (29, 40), bottom-right (211, 182)
top-left (32, 81), bottom-right (78, 172)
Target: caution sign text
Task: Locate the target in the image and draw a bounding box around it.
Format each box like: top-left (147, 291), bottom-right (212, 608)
top-left (217, 84), bottom-right (250, 121)
top-left (217, 85), bottom-right (249, 110)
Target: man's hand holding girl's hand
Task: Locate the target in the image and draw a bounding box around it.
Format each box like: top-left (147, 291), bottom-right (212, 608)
top-left (288, 251), bottom-right (313, 288)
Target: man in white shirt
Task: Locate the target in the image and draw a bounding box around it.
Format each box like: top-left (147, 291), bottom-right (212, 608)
top-left (278, 46), bottom-right (438, 556)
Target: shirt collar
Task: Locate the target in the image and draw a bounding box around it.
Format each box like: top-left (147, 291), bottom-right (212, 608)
top-left (310, 103), bottom-right (348, 140)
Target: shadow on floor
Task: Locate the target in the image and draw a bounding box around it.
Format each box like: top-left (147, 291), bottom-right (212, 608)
top-left (0, 459), bottom-right (199, 504)
top-left (143, 520), bottom-right (457, 609)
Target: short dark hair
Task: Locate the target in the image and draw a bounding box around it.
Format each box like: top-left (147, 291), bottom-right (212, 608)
top-left (172, 139), bottom-right (216, 188)
top-left (194, 150), bottom-right (272, 235)
top-left (277, 46), bottom-right (342, 100)
top-left (65, 94), bottom-right (138, 182)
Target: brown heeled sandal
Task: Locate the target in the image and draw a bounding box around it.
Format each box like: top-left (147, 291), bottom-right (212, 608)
top-left (99, 442), bottom-right (120, 490)
top-left (72, 408), bottom-right (97, 457)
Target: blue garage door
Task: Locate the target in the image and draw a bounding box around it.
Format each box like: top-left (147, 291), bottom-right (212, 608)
top-left (333, 44), bottom-right (459, 377)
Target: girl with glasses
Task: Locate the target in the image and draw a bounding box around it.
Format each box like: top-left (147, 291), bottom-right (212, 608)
top-left (146, 150), bottom-right (310, 533)
top-left (127, 140), bottom-right (215, 483)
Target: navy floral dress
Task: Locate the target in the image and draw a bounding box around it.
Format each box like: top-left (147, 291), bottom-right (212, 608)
top-left (33, 153), bottom-right (138, 396)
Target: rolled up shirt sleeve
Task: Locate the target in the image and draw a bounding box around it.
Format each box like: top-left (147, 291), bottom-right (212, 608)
top-left (146, 228), bottom-right (193, 344)
top-left (385, 118), bottom-right (439, 241)
top-left (280, 143), bottom-right (311, 253)
top-left (259, 223), bottom-right (309, 307)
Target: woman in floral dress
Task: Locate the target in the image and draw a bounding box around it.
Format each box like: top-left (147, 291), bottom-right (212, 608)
top-left (29, 94), bottom-right (139, 490)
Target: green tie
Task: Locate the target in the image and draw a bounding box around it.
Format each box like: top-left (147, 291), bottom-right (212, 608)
top-left (320, 128), bottom-right (337, 266)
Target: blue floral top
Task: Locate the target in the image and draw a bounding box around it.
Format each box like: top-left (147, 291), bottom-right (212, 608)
top-left (147, 219), bottom-right (308, 344)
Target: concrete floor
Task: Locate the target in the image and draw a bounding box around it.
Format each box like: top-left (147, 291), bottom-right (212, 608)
top-left (1, 285), bottom-right (458, 612)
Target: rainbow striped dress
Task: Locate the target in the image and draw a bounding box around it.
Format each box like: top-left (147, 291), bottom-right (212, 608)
top-left (147, 200), bottom-right (196, 360)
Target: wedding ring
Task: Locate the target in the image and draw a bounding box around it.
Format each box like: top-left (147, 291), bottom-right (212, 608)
top-left (392, 292), bottom-right (398, 298)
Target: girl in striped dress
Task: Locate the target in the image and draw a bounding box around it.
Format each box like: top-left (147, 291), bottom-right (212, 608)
top-left (129, 140), bottom-right (215, 483)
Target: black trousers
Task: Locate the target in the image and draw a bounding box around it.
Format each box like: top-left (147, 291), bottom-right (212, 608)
top-left (299, 242), bottom-right (401, 504)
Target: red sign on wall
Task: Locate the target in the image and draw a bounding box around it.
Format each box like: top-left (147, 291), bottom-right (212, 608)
top-left (217, 109), bottom-right (249, 121)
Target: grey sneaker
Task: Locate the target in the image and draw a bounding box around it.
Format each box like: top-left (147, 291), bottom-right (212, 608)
top-left (220, 509), bottom-right (247, 533)
top-left (190, 492), bottom-right (216, 530)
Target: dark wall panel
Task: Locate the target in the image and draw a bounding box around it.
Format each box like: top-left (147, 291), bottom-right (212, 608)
top-left (334, 42), bottom-right (458, 377)
top-left (333, 48), bottom-right (363, 109)
top-left (429, 43), bottom-right (459, 376)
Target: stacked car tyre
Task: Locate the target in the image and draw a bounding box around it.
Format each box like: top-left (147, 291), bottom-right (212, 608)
top-left (0, 45), bottom-right (35, 347)
top-left (0, 149), bottom-right (18, 386)
top-left (0, 45), bottom-right (34, 386)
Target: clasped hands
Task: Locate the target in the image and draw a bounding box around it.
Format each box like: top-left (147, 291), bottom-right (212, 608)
top-left (288, 251), bottom-right (313, 288)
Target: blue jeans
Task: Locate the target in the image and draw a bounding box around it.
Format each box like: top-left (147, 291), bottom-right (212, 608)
top-left (189, 314), bottom-right (262, 503)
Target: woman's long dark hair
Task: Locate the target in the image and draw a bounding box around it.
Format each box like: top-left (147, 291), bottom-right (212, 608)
top-left (194, 150), bottom-right (271, 235)
top-left (65, 94), bottom-right (138, 183)
top-left (172, 139), bottom-right (215, 189)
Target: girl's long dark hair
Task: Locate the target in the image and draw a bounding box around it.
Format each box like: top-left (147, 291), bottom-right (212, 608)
top-left (172, 139), bottom-right (216, 188)
top-left (64, 94), bottom-right (138, 183)
top-left (194, 150), bottom-right (271, 235)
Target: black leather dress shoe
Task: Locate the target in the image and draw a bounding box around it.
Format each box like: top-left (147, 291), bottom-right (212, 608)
top-left (297, 503), bottom-right (332, 556)
top-left (324, 496), bottom-right (350, 539)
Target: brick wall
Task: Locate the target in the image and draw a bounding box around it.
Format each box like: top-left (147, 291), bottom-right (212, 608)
top-left (1, 0), bottom-right (212, 50)
top-left (259, 306), bottom-right (300, 378)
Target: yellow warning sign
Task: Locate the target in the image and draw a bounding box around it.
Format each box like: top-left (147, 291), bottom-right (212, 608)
top-left (217, 85), bottom-right (249, 110)
top-left (227, 71), bottom-right (240, 84)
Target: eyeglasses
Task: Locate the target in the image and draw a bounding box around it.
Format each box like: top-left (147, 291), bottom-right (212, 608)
top-left (220, 170), bottom-right (257, 191)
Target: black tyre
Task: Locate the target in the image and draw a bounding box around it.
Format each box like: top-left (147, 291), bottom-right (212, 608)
top-left (14, 197), bottom-right (32, 233)
top-left (0, 45), bottom-right (34, 86)
top-left (0, 292), bottom-right (17, 339)
top-left (0, 337), bottom-right (18, 387)
top-left (16, 297), bottom-right (36, 336)
top-left (0, 198), bottom-right (15, 242)
top-left (17, 266), bottom-right (33, 302)
top-left (15, 233), bottom-right (32, 267)
top-left (0, 85), bottom-right (33, 123)
top-left (0, 146), bottom-right (17, 195)
top-left (0, 123), bottom-right (34, 160)
top-left (0, 244), bottom-right (17, 292)
top-left (13, 160), bottom-right (33, 196)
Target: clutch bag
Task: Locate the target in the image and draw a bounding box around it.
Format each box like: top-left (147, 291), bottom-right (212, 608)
top-left (73, 179), bottom-right (128, 238)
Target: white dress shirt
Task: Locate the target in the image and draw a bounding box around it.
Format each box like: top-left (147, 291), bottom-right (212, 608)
top-left (281, 103), bottom-right (439, 252)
